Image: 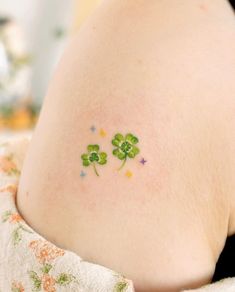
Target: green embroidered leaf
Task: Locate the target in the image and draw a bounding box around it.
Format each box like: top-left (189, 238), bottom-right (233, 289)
top-left (56, 273), bottom-right (75, 285)
top-left (11, 286), bottom-right (22, 292)
top-left (19, 224), bottom-right (33, 234)
top-left (11, 168), bottom-right (21, 176)
top-left (114, 281), bottom-right (128, 292)
top-left (12, 228), bottom-right (22, 245)
top-left (28, 271), bottom-right (41, 291)
top-left (41, 263), bottom-right (52, 274)
top-left (2, 210), bottom-right (12, 222)
top-left (11, 287), bottom-right (21, 292)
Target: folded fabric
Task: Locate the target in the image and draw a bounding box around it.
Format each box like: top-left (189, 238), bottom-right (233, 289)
top-left (0, 137), bottom-right (234, 292)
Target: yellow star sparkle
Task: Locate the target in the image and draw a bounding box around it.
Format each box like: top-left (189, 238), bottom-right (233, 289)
top-left (99, 128), bottom-right (107, 138)
top-left (125, 170), bottom-right (133, 178)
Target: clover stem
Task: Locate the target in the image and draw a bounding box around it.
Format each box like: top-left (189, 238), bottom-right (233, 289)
top-left (118, 156), bottom-right (127, 171)
top-left (93, 163), bottom-right (99, 176)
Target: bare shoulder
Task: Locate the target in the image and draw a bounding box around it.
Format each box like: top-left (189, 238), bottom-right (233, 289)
top-left (228, 99), bottom-right (235, 236)
top-left (16, 1), bottom-right (235, 290)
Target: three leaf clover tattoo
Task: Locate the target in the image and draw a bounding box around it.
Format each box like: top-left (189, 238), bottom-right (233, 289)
top-left (112, 133), bottom-right (140, 170)
top-left (81, 145), bottom-right (107, 176)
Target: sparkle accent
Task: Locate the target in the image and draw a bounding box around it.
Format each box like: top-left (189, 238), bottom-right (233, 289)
top-left (90, 125), bottom-right (96, 133)
top-left (140, 158), bottom-right (147, 165)
top-left (125, 170), bottom-right (133, 178)
top-left (80, 170), bottom-right (87, 178)
top-left (99, 128), bottom-right (107, 138)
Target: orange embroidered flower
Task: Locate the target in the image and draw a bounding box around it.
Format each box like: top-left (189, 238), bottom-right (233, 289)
top-left (0, 155), bottom-right (16, 172)
top-left (9, 213), bottom-right (23, 223)
top-left (11, 281), bottom-right (25, 292)
top-left (42, 274), bottom-right (56, 292)
top-left (0, 185), bottom-right (17, 194)
top-left (0, 184), bottom-right (17, 196)
top-left (6, 185), bottom-right (17, 197)
top-left (6, 184), bottom-right (17, 196)
top-left (0, 155), bottom-right (19, 175)
top-left (29, 239), bottom-right (65, 264)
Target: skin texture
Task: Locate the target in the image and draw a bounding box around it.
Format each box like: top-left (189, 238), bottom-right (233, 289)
top-left (17, 0), bottom-right (235, 291)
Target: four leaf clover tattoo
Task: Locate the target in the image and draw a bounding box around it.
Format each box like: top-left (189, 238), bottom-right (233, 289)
top-left (81, 132), bottom-right (140, 177)
top-left (112, 133), bottom-right (140, 170)
top-left (81, 145), bottom-right (107, 176)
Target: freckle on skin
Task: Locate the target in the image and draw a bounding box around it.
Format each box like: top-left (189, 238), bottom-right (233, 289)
top-left (199, 4), bottom-right (207, 12)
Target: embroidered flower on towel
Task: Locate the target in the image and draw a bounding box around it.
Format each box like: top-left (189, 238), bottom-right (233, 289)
top-left (28, 240), bottom-right (78, 290)
top-left (11, 281), bottom-right (25, 292)
top-left (42, 274), bottom-right (56, 292)
top-left (114, 281), bottom-right (129, 292)
top-left (9, 213), bottom-right (23, 223)
top-left (29, 269), bottom-right (77, 292)
top-left (29, 239), bottom-right (65, 264)
top-left (0, 155), bottom-right (20, 175)
top-left (112, 272), bottom-right (133, 292)
top-left (2, 210), bottom-right (32, 245)
top-left (0, 184), bottom-right (17, 197)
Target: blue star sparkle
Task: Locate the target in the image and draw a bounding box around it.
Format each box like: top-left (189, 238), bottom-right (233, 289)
top-left (90, 125), bottom-right (96, 133)
top-left (80, 170), bottom-right (87, 178)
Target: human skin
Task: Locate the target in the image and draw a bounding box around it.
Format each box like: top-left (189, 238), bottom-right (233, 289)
top-left (17, 0), bottom-right (235, 291)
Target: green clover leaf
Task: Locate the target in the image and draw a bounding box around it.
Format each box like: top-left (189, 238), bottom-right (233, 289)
top-left (81, 144), bottom-right (107, 176)
top-left (112, 133), bottom-right (140, 170)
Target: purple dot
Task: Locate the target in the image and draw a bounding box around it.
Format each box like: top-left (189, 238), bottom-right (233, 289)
top-left (140, 158), bottom-right (147, 165)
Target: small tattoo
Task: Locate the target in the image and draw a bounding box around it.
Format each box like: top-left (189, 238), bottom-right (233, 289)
top-left (125, 170), bottom-right (133, 178)
top-left (140, 158), bottom-right (147, 165)
top-left (80, 170), bottom-right (87, 178)
top-left (112, 133), bottom-right (140, 170)
top-left (81, 145), bottom-right (107, 176)
top-left (99, 128), bottom-right (107, 138)
top-left (90, 125), bottom-right (96, 133)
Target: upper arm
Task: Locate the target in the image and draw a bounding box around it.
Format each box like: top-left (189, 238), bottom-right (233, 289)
top-left (228, 104), bottom-right (235, 236)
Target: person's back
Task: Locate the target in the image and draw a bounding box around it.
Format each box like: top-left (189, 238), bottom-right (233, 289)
top-left (17, 1), bottom-right (235, 291)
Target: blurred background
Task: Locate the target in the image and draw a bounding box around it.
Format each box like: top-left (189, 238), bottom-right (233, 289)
top-left (0, 0), bottom-right (234, 142)
top-left (0, 0), bottom-right (101, 141)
